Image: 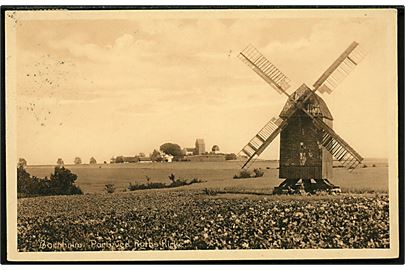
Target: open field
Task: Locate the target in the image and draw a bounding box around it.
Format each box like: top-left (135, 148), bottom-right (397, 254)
top-left (25, 159), bottom-right (389, 194)
top-left (17, 190), bottom-right (389, 251)
top-left (18, 159), bottom-right (390, 251)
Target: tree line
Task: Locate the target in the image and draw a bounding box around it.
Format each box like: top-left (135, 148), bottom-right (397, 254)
top-left (17, 142), bottom-right (238, 167)
top-left (17, 165), bottom-right (82, 197)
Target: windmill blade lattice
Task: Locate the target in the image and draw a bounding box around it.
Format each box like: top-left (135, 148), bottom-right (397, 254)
top-left (313, 118), bottom-right (363, 171)
top-left (313, 42), bottom-right (366, 94)
top-left (238, 44), bottom-right (291, 95)
top-left (239, 117), bottom-right (287, 169)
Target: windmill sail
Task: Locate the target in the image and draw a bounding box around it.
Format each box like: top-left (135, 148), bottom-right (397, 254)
top-left (313, 41), bottom-right (366, 94)
top-left (236, 42), bottom-right (365, 171)
top-left (239, 117), bottom-right (287, 169)
top-left (313, 118), bottom-right (363, 171)
top-left (238, 44), bottom-right (291, 95)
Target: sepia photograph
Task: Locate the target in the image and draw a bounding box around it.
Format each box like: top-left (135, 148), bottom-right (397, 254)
top-left (3, 7), bottom-right (401, 262)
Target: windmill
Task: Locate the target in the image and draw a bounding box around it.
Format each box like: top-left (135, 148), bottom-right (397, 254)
top-left (237, 42), bottom-right (366, 194)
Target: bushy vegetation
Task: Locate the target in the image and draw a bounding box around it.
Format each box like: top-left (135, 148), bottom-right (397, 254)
top-left (253, 168), bottom-right (265, 177)
top-left (233, 169), bottom-right (252, 179)
top-left (233, 168), bottom-right (265, 179)
top-left (104, 184), bottom-right (116, 194)
top-left (17, 191), bottom-right (390, 251)
top-left (150, 149), bottom-right (163, 162)
top-left (17, 166), bottom-right (82, 197)
top-left (203, 188), bottom-right (218, 196)
top-left (225, 153), bottom-right (237, 160)
top-left (127, 174), bottom-right (203, 191)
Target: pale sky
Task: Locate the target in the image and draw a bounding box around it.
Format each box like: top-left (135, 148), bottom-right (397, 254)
top-left (9, 10), bottom-right (397, 165)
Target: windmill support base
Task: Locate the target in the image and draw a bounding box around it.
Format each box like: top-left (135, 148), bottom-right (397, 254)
top-left (273, 178), bottom-right (341, 195)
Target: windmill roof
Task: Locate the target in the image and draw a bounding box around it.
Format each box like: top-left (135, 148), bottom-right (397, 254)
top-left (279, 84), bottom-right (333, 120)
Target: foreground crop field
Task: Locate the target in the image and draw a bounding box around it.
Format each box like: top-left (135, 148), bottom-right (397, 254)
top-left (18, 190), bottom-right (389, 251)
top-left (25, 159), bottom-right (388, 194)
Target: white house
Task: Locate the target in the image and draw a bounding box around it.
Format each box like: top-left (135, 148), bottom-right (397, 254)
top-left (158, 151), bottom-right (174, 162)
top-left (163, 154), bottom-right (173, 163)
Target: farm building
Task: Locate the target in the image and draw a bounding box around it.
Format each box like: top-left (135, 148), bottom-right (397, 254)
top-left (138, 157), bottom-right (153, 163)
top-left (161, 153), bottom-right (174, 162)
top-left (123, 156), bottom-right (139, 163)
top-left (183, 148), bottom-right (195, 156)
top-left (186, 154), bottom-right (225, 162)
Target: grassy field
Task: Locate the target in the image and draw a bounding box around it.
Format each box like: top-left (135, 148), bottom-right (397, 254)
top-left (25, 158), bottom-right (389, 194)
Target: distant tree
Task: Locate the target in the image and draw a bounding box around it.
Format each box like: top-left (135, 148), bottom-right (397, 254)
top-left (74, 157), bottom-right (82, 165)
top-left (212, 145), bottom-right (220, 153)
top-left (225, 153), bottom-right (237, 160)
top-left (18, 158), bottom-right (27, 168)
top-left (57, 158), bottom-right (64, 167)
top-left (138, 152), bottom-right (146, 158)
top-left (104, 161), bottom-right (107, 164)
top-left (110, 157), bottom-right (116, 164)
top-left (160, 143), bottom-right (183, 157)
top-left (115, 156), bottom-right (124, 163)
top-left (150, 149), bottom-right (163, 162)
top-left (89, 157), bottom-right (97, 164)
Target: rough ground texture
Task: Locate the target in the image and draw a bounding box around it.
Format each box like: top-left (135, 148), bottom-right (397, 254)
top-left (17, 191), bottom-right (389, 251)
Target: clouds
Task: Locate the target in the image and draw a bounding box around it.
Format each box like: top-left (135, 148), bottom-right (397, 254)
top-left (13, 11), bottom-right (396, 164)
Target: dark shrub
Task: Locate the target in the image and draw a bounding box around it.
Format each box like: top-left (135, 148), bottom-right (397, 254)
top-left (127, 174), bottom-right (204, 191)
top-left (233, 170), bottom-right (252, 179)
top-left (17, 166), bottom-right (82, 196)
top-left (128, 182), bottom-right (166, 191)
top-left (168, 173), bottom-right (176, 182)
top-left (49, 167), bottom-right (82, 195)
top-left (204, 188), bottom-right (217, 196)
top-left (105, 184), bottom-right (116, 193)
top-left (189, 178), bottom-right (203, 184)
top-left (253, 168), bottom-right (264, 178)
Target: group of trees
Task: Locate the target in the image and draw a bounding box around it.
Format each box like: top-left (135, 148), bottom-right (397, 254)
top-left (17, 165), bottom-right (82, 197)
top-left (109, 144), bottom-right (184, 164)
top-left (111, 155), bottom-right (140, 163)
top-left (54, 157), bottom-right (98, 166)
top-left (150, 149), bottom-right (163, 162)
top-left (160, 143), bottom-right (183, 158)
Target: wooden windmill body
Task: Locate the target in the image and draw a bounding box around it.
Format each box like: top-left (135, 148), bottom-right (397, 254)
top-left (237, 42), bottom-right (365, 194)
